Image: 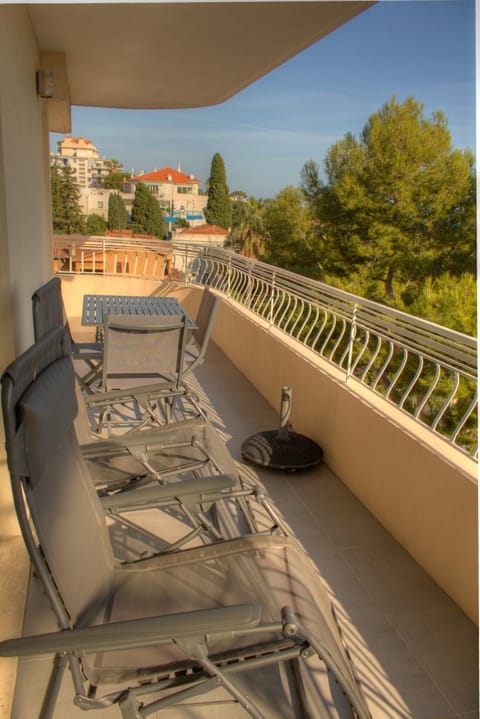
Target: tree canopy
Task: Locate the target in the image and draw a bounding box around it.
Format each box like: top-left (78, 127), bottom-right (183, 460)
top-left (205, 153), bottom-right (232, 229)
top-left (230, 196), bottom-right (267, 258)
top-left (102, 172), bottom-right (130, 190)
top-left (131, 182), bottom-right (166, 238)
top-left (51, 160), bottom-right (85, 234)
top-left (108, 192), bottom-right (128, 230)
top-left (228, 96), bottom-right (475, 334)
top-left (300, 96), bottom-right (476, 306)
top-left (261, 187), bottom-right (321, 277)
top-left (84, 213), bottom-right (107, 235)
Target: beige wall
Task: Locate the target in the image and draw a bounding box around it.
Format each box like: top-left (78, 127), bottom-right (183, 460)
top-left (59, 277), bottom-right (480, 622)
top-left (174, 231), bottom-right (227, 246)
top-left (60, 274), bottom-right (179, 340)
top-left (0, 5), bottom-right (55, 536)
top-left (79, 188), bottom-right (112, 218)
top-left (0, 8), bottom-right (54, 711)
top-left (0, 6), bottom-right (52, 354)
top-left (191, 291), bottom-right (477, 624)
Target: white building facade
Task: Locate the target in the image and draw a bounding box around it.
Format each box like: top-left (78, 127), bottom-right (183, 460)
top-left (50, 136), bottom-right (113, 189)
top-left (51, 136), bottom-right (118, 218)
top-left (126, 167), bottom-right (208, 226)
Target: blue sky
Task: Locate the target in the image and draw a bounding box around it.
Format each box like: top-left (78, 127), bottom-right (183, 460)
top-left (51, 0), bottom-right (476, 198)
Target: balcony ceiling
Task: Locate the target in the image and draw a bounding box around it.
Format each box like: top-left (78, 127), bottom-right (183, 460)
top-left (27, 1), bottom-right (373, 109)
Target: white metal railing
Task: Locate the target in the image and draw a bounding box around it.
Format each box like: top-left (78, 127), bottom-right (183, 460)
top-left (170, 244), bottom-right (478, 459)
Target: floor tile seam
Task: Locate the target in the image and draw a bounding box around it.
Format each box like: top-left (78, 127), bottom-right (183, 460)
top-left (337, 543), bottom-right (453, 615)
top-left (383, 608), bottom-right (478, 647)
top-left (344, 657), bottom-right (419, 719)
top-left (262, 475), bottom-right (402, 551)
top-left (354, 626), bottom-right (444, 684)
top-left (418, 667), bottom-right (471, 716)
top-left (351, 652), bottom-right (465, 719)
top-left (381, 614), bottom-right (479, 714)
top-left (332, 542), bottom-right (415, 614)
top-left (327, 536), bottom-right (398, 553)
top-left (276, 489), bottom-right (325, 522)
top-left (350, 600), bottom-right (478, 717)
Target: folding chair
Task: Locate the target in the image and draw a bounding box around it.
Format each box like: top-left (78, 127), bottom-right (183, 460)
top-left (92, 313), bottom-right (204, 432)
top-left (184, 287), bottom-right (220, 377)
top-left (32, 276), bottom-right (103, 391)
top-left (81, 290), bottom-right (220, 434)
top-left (1, 327), bottom-right (372, 719)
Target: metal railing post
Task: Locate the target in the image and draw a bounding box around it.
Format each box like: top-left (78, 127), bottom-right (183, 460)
top-left (269, 273), bottom-right (276, 324)
top-left (227, 256), bottom-right (232, 297)
top-left (346, 303), bottom-right (358, 380)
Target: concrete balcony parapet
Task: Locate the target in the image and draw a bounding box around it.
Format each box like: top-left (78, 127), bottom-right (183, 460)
top-left (59, 272), bottom-right (477, 623)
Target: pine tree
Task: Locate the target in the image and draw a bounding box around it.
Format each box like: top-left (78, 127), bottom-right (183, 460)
top-left (301, 96), bottom-right (475, 300)
top-left (102, 172), bottom-right (130, 190)
top-left (262, 187), bottom-right (320, 278)
top-left (205, 153), bottom-right (232, 229)
top-left (51, 161), bottom-right (85, 234)
top-left (108, 193), bottom-right (128, 230)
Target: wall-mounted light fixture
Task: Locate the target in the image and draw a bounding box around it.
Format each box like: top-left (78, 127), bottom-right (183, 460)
top-left (36, 69), bottom-right (54, 98)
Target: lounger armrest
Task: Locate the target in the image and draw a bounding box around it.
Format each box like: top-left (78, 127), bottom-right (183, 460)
top-left (100, 474), bottom-right (240, 512)
top-left (80, 419), bottom-right (207, 459)
top-left (82, 381), bottom-right (179, 408)
top-left (0, 604), bottom-right (262, 656)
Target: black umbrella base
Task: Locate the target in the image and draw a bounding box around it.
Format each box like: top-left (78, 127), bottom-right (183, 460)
top-left (241, 430), bottom-right (323, 473)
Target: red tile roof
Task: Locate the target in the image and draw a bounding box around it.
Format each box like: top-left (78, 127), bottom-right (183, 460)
top-left (131, 167), bottom-right (200, 184)
top-left (105, 229), bottom-right (159, 239)
top-left (180, 224), bottom-right (229, 235)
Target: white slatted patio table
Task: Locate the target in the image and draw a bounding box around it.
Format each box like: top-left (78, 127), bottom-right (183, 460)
top-left (82, 294), bottom-right (196, 340)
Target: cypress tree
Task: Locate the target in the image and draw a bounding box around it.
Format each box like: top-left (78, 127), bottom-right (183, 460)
top-left (131, 182), bottom-right (151, 231)
top-left (144, 193), bottom-right (166, 238)
top-left (131, 182), bottom-right (166, 238)
top-left (205, 153), bottom-right (232, 229)
top-left (108, 192), bottom-right (128, 230)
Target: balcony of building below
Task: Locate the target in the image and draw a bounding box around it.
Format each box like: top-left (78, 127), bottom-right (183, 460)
top-left (0, 274), bottom-right (477, 719)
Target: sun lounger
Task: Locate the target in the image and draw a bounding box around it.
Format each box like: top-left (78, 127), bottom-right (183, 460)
top-left (0, 325), bottom-right (371, 719)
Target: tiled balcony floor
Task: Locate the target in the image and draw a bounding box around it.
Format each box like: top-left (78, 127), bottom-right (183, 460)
top-left (9, 342), bottom-right (479, 718)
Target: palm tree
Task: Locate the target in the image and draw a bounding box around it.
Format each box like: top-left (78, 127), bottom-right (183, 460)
top-left (231, 196), bottom-right (268, 259)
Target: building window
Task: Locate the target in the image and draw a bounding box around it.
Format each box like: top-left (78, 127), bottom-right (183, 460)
top-left (177, 186), bottom-right (193, 195)
top-left (97, 202), bottom-right (103, 209)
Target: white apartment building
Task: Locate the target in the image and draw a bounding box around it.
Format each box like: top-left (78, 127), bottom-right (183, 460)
top-left (125, 166), bottom-right (207, 225)
top-left (51, 137), bottom-right (117, 217)
top-left (50, 136), bottom-right (114, 189)
top-left (51, 141), bottom-right (207, 225)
